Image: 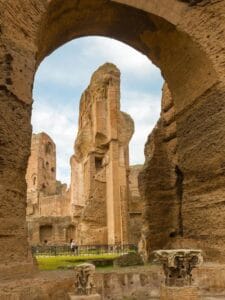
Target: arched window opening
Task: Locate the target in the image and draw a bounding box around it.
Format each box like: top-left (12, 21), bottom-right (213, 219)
top-left (40, 225), bottom-right (53, 244)
top-left (45, 142), bottom-right (52, 154)
top-left (66, 225), bottom-right (75, 243)
top-left (95, 156), bottom-right (103, 171)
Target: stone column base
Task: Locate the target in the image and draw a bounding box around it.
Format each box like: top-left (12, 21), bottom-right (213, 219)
top-left (68, 294), bottom-right (101, 300)
top-left (160, 285), bottom-right (200, 300)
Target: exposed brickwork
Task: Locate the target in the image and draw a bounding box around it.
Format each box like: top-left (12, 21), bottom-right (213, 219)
top-left (26, 133), bottom-right (74, 245)
top-left (128, 165), bottom-right (144, 245)
top-left (160, 285), bottom-right (200, 300)
top-left (1, 0), bottom-right (225, 284)
top-left (71, 63), bottom-right (134, 245)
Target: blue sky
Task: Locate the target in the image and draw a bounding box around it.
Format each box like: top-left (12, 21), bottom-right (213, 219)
top-left (32, 36), bottom-right (163, 184)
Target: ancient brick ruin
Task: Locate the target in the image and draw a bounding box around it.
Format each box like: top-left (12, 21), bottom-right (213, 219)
top-left (26, 133), bottom-right (74, 245)
top-left (1, 0), bottom-right (225, 298)
top-left (25, 63), bottom-right (143, 247)
top-left (71, 63), bottom-right (135, 246)
top-left (128, 165), bottom-right (143, 245)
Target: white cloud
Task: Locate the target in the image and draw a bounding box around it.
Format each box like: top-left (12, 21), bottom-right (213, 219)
top-left (121, 91), bottom-right (161, 165)
top-left (81, 37), bottom-right (157, 77)
top-left (35, 37), bottom-right (161, 89)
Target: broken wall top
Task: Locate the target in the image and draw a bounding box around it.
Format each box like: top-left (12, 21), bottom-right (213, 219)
top-left (74, 63), bottom-right (134, 161)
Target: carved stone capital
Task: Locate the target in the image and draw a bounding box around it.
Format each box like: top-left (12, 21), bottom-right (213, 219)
top-left (74, 263), bottom-right (96, 295)
top-left (154, 249), bottom-right (203, 287)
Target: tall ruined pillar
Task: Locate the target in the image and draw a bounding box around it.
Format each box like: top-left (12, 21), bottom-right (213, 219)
top-left (106, 140), bottom-right (122, 244)
top-left (71, 63), bottom-right (134, 245)
top-left (106, 75), bottom-right (123, 244)
top-left (0, 88), bottom-right (35, 280)
top-left (0, 14), bottom-right (38, 280)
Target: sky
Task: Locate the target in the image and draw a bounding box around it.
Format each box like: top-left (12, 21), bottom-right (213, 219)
top-left (32, 36), bottom-right (163, 184)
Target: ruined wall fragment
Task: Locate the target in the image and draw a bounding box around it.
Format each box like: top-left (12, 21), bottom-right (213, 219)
top-left (128, 165), bottom-right (144, 245)
top-left (139, 83), bottom-right (180, 260)
top-left (71, 63), bottom-right (134, 245)
top-left (26, 133), bottom-right (74, 245)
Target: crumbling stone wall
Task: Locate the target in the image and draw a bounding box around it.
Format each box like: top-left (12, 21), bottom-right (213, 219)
top-left (139, 83), bottom-right (179, 260)
top-left (140, 78), bottom-right (225, 262)
top-left (26, 133), bottom-right (74, 245)
top-left (71, 63), bottom-right (134, 245)
top-left (26, 132), bottom-right (57, 195)
top-left (128, 165), bottom-right (144, 245)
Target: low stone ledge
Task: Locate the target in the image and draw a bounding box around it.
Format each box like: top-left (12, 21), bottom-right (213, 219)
top-left (1, 264), bottom-right (225, 299)
top-left (68, 293), bottom-right (101, 300)
top-left (160, 285), bottom-right (200, 300)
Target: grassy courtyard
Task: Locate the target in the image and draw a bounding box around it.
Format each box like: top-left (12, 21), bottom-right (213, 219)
top-left (36, 254), bottom-right (120, 271)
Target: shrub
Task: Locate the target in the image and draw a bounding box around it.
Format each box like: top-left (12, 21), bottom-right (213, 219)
top-left (113, 252), bottom-right (144, 267)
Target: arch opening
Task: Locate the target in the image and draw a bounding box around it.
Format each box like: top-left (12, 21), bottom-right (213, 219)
top-left (29, 35), bottom-right (162, 248)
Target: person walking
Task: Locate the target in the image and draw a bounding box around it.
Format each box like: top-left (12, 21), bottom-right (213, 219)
top-left (70, 239), bottom-right (76, 254)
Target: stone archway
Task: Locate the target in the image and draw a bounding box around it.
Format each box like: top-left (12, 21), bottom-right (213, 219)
top-left (66, 225), bottom-right (76, 243)
top-left (0, 0), bottom-right (225, 279)
top-left (39, 224), bottom-right (53, 244)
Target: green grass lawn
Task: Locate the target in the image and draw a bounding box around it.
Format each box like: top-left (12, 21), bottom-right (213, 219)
top-left (36, 254), bottom-right (120, 271)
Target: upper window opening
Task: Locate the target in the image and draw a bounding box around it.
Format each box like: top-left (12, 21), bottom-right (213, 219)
top-left (45, 143), bottom-right (52, 154)
top-left (95, 157), bottom-right (103, 171)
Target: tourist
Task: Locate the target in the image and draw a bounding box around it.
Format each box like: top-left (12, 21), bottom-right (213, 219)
top-left (70, 239), bottom-right (77, 254)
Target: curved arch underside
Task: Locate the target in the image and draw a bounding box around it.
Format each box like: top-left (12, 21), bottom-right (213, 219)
top-left (37, 0), bottom-right (217, 114)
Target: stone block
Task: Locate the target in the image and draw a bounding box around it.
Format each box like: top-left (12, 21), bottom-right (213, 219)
top-left (68, 294), bottom-right (101, 300)
top-left (160, 285), bottom-right (200, 300)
